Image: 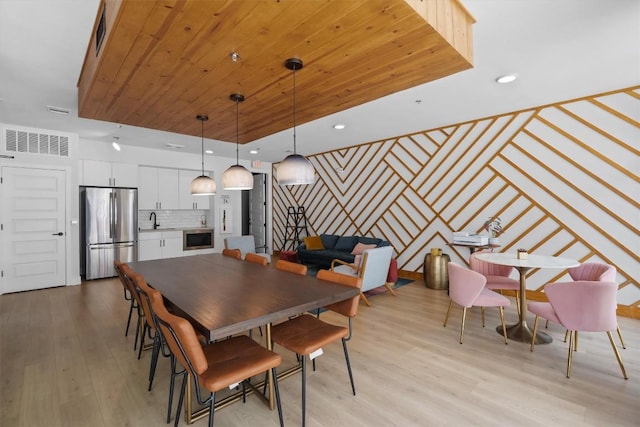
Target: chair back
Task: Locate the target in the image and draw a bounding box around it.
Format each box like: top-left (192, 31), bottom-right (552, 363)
top-left (224, 235), bottom-right (257, 258)
top-left (469, 251), bottom-right (514, 278)
top-left (359, 246), bottom-right (393, 292)
top-left (447, 262), bottom-right (487, 308)
top-left (120, 263), bottom-right (142, 306)
top-left (131, 273), bottom-right (160, 330)
top-left (317, 269), bottom-right (362, 318)
top-left (276, 259), bottom-right (307, 276)
top-left (150, 290), bottom-right (208, 376)
top-left (568, 262), bottom-right (616, 282)
top-left (545, 281), bottom-right (618, 332)
top-left (222, 248), bottom-right (242, 259)
top-left (246, 252), bottom-right (268, 266)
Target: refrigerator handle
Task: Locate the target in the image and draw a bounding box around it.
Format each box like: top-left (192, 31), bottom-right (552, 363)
top-left (109, 191), bottom-right (114, 239)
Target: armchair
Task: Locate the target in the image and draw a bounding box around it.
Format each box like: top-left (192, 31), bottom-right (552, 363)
top-left (331, 245), bottom-right (395, 306)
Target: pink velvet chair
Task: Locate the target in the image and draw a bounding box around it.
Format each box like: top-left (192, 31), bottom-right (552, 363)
top-left (444, 262), bottom-right (510, 344)
top-left (469, 251), bottom-right (520, 315)
top-left (554, 262), bottom-right (625, 349)
top-left (528, 281), bottom-right (627, 379)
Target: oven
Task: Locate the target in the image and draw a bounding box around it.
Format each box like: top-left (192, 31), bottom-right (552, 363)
top-left (183, 228), bottom-right (214, 250)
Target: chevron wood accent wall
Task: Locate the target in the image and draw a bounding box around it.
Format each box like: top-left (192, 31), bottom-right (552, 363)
top-left (273, 86), bottom-right (639, 314)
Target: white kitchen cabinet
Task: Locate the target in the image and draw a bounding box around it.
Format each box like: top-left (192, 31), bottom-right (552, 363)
top-left (178, 169), bottom-right (211, 210)
top-left (138, 230), bottom-right (183, 261)
top-left (82, 160), bottom-right (138, 187)
top-left (138, 166), bottom-right (180, 210)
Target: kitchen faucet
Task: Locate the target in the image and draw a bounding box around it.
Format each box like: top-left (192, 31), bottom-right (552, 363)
top-left (149, 212), bottom-right (159, 229)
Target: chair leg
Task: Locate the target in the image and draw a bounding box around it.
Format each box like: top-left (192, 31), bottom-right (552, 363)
top-left (564, 329), bottom-right (569, 343)
top-left (384, 282), bottom-right (397, 296)
top-left (545, 319), bottom-right (550, 329)
top-left (515, 291), bottom-right (521, 316)
top-left (575, 331), bottom-right (579, 351)
top-left (342, 338), bottom-right (356, 395)
top-left (125, 299), bottom-right (135, 336)
top-left (301, 356), bottom-right (307, 427)
top-left (481, 307), bottom-right (486, 327)
top-left (498, 307), bottom-right (508, 345)
top-left (272, 367), bottom-right (284, 427)
top-left (208, 392), bottom-right (215, 427)
top-left (167, 355), bottom-right (182, 424)
top-left (443, 300), bottom-right (453, 327)
top-left (138, 323), bottom-right (148, 360)
top-left (359, 291), bottom-right (371, 307)
top-left (566, 331), bottom-right (574, 378)
top-left (607, 331), bottom-right (628, 379)
top-left (148, 333), bottom-right (161, 391)
top-left (530, 315), bottom-right (539, 352)
top-left (616, 324), bottom-right (626, 349)
top-left (459, 307), bottom-right (467, 344)
top-left (174, 368), bottom-right (188, 427)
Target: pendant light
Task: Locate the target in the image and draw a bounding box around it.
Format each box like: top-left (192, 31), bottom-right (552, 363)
top-left (277, 57), bottom-right (315, 186)
top-left (222, 93), bottom-right (254, 190)
top-left (191, 114), bottom-right (217, 195)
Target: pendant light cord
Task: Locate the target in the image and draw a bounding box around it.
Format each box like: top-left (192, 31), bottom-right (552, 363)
top-left (292, 64), bottom-right (297, 155)
top-left (200, 118), bottom-right (205, 175)
top-left (236, 99), bottom-right (240, 165)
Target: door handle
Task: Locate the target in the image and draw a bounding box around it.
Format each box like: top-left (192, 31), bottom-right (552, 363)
top-left (52, 232), bottom-right (64, 236)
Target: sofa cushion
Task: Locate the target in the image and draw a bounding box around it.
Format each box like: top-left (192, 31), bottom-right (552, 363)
top-left (358, 236), bottom-right (382, 246)
top-left (351, 242), bottom-right (377, 255)
top-left (334, 236), bottom-right (359, 251)
top-left (320, 234), bottom-right (340, 249)
top-left (303, 236), bottom-right (325, 250)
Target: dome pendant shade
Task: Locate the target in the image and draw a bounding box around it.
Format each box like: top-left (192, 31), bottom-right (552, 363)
top-left (222, 165), bottom-right (254, 190)
top-left (277, 154), bottom-right (315, 185)
top-left (277, 57), bottom-right (315, 186)
top-left (191, 175), bottom-right (216, 195)
top-left (192, 114), bottom-right (216, 195)
top-left (223, 93), bottom-right (254, 190)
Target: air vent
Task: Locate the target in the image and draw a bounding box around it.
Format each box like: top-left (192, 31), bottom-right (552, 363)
top-left (165, 143), bottom-right (185, 149)
top-left (5, 129), bottom-right (69, 157)
top-left (46, 105), bottom-right (70, 115)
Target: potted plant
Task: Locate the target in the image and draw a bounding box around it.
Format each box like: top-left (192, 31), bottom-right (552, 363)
top-left (484, 217), bottom-right (503, 244)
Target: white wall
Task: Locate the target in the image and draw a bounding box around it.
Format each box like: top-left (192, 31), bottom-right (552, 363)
top-left (0, 123), bottom-right (272, 289)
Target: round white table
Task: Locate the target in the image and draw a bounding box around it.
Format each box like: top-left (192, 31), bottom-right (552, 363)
top-left (474, 252), bottom-right (580, 344)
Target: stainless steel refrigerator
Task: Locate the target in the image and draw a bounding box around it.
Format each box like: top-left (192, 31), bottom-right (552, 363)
top-left (80, 186), bottom-right (138, 280)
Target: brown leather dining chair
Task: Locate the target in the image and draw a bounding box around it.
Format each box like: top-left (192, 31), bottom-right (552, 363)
top-left (114, 259), bottom-right (137, 337)
top-left (118, 262), bottom-right (146, 351)
top-left (152, 290), bottom-right (285, 427)
top-left (270, 269), bottom-right (362, 427)
top-left (222, 248), bottom-right (242, 259)
top-left (276, 259), bottom-right (307, 276)
top-left (245, 252), bottom-right (268, 266)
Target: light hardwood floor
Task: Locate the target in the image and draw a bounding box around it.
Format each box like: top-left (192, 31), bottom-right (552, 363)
top-left (1, 277), bottom-right (638, 427)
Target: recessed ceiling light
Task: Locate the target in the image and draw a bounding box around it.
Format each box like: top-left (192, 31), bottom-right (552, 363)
top-left (165, 143), bottom-right (184, 149)
top-left (496, 74), bottom-right (517, 84)
top-left (333, 123), bottom-right (346, 130)
top-left (112, 137), bottom-right (121, 151)
top-left (249, 149), bottom-right (259, 154)
top-left (46, 105), bottom-right (70, 115)
top-left (205, 149), bottom-right (213, 154)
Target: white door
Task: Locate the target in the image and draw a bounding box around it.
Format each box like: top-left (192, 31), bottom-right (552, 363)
top-left (1, 166), bottom-right (66, 293)
top-left (250, 173), bottom-right (267, 252)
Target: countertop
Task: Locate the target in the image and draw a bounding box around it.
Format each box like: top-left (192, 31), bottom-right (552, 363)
top-left (139, 227), bottom-right (213, 233)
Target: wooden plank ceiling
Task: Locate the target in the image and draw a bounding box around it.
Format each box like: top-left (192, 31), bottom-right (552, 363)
top-left (78, 0), bottom-right (475, 144)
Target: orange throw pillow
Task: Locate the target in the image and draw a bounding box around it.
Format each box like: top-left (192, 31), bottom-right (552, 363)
top-left (304, 236), bottom-right (325, 250)
top-left (351, 242), bottom-right (377, 255)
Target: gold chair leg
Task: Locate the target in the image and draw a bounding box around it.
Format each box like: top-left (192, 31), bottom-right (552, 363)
top-left (515, 291), bottom-right (521, 316)
top-left (530, 315), bottom-right (539, 352)
top-left (545, 319), bottom-right (549, 329)
top-left (459, 307), bottom-right (467, 344)
top-left (566, 331), bottom-right (574, 378)
top-left (607, 331), bottom-right (628, 379)
top-left (443, 300), bottom-right (453, 327)
top-left (574, 331), bottom-right (578, 352)
top-left (359, 291), bottom-right (371, 307)
top-left (481, 307), bottom-right (486, 327)
top-left (384, 282), bottom-right (397, 296)
top-left (616, 325), bottom-right (626, 349)
top-left (498, 307), bottom-right (508, 345)
top-left (563, 329), bottom-right (569, 343)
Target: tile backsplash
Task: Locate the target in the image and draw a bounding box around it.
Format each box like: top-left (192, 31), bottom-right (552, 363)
top-left (139, 209), bottom-right (210, 230)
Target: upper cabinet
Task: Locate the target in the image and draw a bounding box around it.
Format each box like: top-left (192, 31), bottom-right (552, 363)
top-left (178, 169), bottom-right (211, 210)
top-left (139, 166), bottom-right (180, 210)
top-left (82, 160), bottom-right (138, 187)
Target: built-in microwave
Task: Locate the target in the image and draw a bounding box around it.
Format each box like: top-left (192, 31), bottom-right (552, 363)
top-left (183, 228), bottom-right (214, 250)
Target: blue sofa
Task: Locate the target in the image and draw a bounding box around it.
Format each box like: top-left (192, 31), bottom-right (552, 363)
top-left (297, 233), bottom-right (390, 269)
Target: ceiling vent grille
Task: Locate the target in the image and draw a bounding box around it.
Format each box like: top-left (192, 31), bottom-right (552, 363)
top-left (5, 129), bottom-right (69, 157)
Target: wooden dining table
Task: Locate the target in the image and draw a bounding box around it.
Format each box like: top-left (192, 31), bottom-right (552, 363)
top-left (474, 252), bottom-right (579, 344)
top-left (128, 253), bottom-right (359, 423)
